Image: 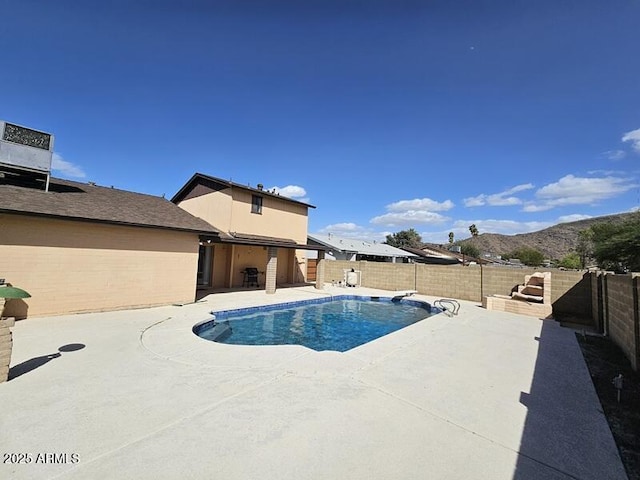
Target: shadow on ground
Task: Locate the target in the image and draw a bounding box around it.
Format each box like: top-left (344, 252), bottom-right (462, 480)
top-left (578, 334), bottom-right (640, 480)
top-left (9, 343), bottom-right (86, 380)
top-left (512, 321), bottom-right (628, 479)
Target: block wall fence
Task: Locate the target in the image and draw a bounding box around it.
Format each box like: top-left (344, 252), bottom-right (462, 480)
top-left (323, 261), bottom-right (640, 371)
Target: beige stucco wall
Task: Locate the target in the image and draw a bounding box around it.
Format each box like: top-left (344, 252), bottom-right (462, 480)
top-left (178, 188), bottom-right (309, 244)
top-left (178, 186), bottom-right (310, 283)
top-left (0, 213), bottom-right (200, 317)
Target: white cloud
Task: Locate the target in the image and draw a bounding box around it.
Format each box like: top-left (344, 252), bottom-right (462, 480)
top-left (463, 183), bottom-right (534, 207)
top-left (316, 223), bottom-right (387, 243)
top-left (622, 128), bottom-right (640, 153)
top-left (369, 196), bottom-right (454, 227)
top-left (370, 210), bottom-right (449, 227)
top-left (386, 198), bottom-right (454, 212)
top-left (451, 219), bottom-right (551, 236)
top-left (603, 150), bottom-right (627, 161)
top-left (321, 222), bottom-right (361, 233)
top-left (529, 174), bottom-right (636, 210)
top-left (270, 185), bottom-right (309, 203)
top-left (51, 152), bottom-right (86, 178)
top-left (522, 202), bottom-right (554, 213)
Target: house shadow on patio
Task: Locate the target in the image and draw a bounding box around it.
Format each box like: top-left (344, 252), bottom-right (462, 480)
top-left (9, 343), bottom-right (85, 380)
top-left (511, 320), bottom-right (627, 479)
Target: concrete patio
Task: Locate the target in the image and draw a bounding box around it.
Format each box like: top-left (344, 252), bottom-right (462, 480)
top-left (0, 286), bottom-right (627, 479)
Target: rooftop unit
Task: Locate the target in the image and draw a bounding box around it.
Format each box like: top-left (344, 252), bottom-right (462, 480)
top-left (0, 120), bottom-right (54, 191)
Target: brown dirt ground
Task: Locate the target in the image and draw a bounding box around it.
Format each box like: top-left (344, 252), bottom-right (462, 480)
top-left (577, 333), bottom-right (640, 480)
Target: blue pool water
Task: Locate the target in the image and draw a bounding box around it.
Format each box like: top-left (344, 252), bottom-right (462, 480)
top-left (194, 296), bottom-right (435, 352)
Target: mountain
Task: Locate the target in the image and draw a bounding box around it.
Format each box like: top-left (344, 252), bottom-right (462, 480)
top-left (458, 212), bottom-right (636, 261)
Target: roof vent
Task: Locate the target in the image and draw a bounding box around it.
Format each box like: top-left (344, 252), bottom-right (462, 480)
top-left (0, 120), bottom-right (54, 191)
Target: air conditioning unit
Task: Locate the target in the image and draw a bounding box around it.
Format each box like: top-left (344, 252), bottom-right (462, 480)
top-left (0, 120), bottom-right (54, 190)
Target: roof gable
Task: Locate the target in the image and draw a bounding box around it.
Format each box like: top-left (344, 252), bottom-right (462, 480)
top-left (172, 172), bottom-right (316, 209)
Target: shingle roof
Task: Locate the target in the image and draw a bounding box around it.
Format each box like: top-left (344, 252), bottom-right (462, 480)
top-left (0, 177), bottom-right (219, 234)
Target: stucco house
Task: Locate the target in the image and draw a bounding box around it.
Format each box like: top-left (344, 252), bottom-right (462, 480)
top-left (172, 173), bottom-right (323, 294)
top-left (0, 120), bottom-right (326, 318)
top-left (0, 176), bottom-right (219, 317)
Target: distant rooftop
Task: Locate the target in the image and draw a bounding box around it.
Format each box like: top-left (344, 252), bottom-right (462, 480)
top-left (308, 233), bottom-right (417, 259)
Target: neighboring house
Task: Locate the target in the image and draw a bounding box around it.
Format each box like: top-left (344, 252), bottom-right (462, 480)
top-left (399, 246), bottom-right (459, 265)
top-left (307, 233), bottom-right (417, 263)
top-left (421, 243), bottom-right (497, 265)
top-left (172, 173), bottom-right (322, 293)
top-left (0, 176), bottom-right (218, 317)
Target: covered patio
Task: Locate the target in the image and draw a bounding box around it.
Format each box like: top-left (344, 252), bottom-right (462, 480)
top-left (196, 232), bottom-right (327, 294)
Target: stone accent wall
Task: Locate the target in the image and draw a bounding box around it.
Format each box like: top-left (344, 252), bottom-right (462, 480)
top-left (0, 316), bottom-right (13, 383)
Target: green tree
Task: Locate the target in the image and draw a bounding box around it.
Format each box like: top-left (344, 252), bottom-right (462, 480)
top-left (469, 224), bottom-right (479, 237)
top-left (576, 229), bottom-right (593, 268)
top-left (460, 243), bottom-right (480, 258)
top-left (590, 213), bottom-right (640, 272)
top-left (385, 228), bottom-right (423, 248)
top-left (448, 232), bottom-right (454, 244)
top-left (558, 252), bottom-right (582, 270)
top-left (511, 247), bottom-right (544, 266)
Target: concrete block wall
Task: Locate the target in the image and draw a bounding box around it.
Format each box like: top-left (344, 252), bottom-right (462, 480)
top-left (418, 264), bottom-right (481, 301)
top-left (324, 261), bottom-right (589, 316)
top-left (591, 272), bottom-right (604, 332)
top-left (604, 274), bottom-right (640, 371)
top-left (550, 271), bottom-right (592, 318)
top-left (324, 261), bottom-right (416, 291)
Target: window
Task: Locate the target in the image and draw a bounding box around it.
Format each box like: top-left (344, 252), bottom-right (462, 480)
top-left (251, 195), bottom-right (263, 214)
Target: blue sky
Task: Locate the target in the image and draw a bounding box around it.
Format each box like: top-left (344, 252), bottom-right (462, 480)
top-left (2, 0), bottom-right (639, 243)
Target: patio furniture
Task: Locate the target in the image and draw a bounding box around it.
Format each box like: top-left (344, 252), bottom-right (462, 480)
top-left (242, 268), bottom-right (260, 287)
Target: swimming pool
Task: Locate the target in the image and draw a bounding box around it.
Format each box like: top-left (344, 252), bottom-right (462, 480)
top-left (193, 295), bottom-right (435, 352)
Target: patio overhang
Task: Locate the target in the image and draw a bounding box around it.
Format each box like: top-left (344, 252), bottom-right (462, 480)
top-left (199, 232), bottom-right (326, 251)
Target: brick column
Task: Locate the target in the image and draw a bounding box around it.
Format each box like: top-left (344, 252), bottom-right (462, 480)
top-left (315, 251), bottom-right (325, 290)
top-left (265, 247), bottom-right (278, 294)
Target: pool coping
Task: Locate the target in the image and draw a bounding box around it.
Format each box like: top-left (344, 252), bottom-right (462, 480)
top-left (194, 294), bottom-right (433, 331)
